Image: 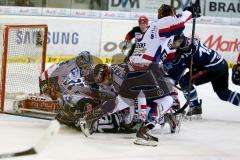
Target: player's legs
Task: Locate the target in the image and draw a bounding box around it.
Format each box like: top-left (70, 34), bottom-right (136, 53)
top-left (114, 96), bottom-right (135, 112)
top-left (147, 95), bottom-right (173, 124)
top-left (179, 74), bottom-right (201, 108)
top-left (210, 66), bottom-right (240, 106)
top-left (194, 61), bottom-right (240, 106)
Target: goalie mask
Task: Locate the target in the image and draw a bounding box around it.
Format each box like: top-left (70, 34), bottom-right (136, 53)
top-left (76, 51), bottom-right (92, 67)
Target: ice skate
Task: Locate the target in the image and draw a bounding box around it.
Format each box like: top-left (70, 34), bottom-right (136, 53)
top-left (186, 100), bottom-right (202, 120)
top-left (133, 123), bottom-right (158, 146)
top-left (76, 118), bottom-right (92, 137)
top-left (76, 106), bottom-right (104, 137)
top-left (164, 112), bottom-right (181, 134)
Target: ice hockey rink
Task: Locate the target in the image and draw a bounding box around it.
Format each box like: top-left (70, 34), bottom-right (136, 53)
top-left (0, 71), bottom-right (240, 160)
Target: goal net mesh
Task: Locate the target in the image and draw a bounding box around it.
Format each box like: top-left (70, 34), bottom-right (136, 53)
top-left (0, 24), bottom-right (47, 113)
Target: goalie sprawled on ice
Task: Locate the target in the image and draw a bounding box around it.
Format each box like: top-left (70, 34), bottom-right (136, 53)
top-left (14, 51), bottom-right (96, 116)
top-left (38, 51), bottom-right (137, 133)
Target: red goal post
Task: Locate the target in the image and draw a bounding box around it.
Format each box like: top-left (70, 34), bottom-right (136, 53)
top-left (0, 24), bottom-right (48, 112)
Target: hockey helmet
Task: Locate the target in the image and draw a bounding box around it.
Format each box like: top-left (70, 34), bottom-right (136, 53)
top-left (138, 16), bottom-right (149, 24)
top-left (172, 34), bottom-right (189, 48)
top-left (76, 51), bottom-right (92, 67)
top-left (158, 4), bottom-right (175, 19)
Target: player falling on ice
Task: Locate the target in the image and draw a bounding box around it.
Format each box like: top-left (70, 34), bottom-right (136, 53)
top-left (39, 51), bottom-right (135, 133)
top-left (15, 51), bottom-right (98, 116)
top-left (39, 51), bottom-right (107, 128)
top-left (167, 35), bottom-right (240, 117)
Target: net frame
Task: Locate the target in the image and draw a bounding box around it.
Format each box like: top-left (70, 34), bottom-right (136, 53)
top-left (0, 24), bottom-right (48, 112)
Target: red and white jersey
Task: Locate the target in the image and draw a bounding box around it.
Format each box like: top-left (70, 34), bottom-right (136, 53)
top-left (129, 11), bottom-right (192, 65)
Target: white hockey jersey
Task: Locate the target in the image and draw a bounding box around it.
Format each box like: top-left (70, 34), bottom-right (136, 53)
top-left (39, 58), bottom-right (91, 96)
top-left (129, 11), bottom-right (192, 66)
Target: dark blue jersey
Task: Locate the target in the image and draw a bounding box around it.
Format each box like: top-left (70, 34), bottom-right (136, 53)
top-left (191, 39), bottom-right (223, 71)
top-left (163, 39), bottom-right (225, 82)
top-left (164, 55), bottom-right (188, 82)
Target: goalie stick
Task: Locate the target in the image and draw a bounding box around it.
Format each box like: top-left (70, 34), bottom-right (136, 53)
top-left (0, 120), bottom-right (60, 159)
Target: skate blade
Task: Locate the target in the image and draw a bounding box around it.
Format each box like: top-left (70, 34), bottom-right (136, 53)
top-left (184, 114), bottom-right (202, 121)
top-left (133, 138), bottom-right (158, 147)
top-left (175, 114), bottom-right (184, 133)
top-left (79, 120), bottom-right (90, 137)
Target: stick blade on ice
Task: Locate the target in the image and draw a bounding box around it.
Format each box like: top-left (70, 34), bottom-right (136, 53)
top-left (0, 120), bottom-right (60, 159)
top-left (34, 120), bottom-right (60, 153)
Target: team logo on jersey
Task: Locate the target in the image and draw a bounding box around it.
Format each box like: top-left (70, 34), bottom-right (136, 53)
top-left (150, 26), bottom-right (157, 39)
top-left (135, 42), bottom-right (146, 48)
top-left (70, 67), bottom-right (79, 77)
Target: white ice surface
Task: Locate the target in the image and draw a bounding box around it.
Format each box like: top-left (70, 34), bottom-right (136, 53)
top-left (0, 70), bottom-right (240, 160)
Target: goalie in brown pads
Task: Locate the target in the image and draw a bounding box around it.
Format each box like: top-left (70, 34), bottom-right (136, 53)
top-left (38, 51), bottom-right (102, 126)
top-left (39, 52), bottom-right (123, 133)
top-left (15, 51), bottom-right (97, 117)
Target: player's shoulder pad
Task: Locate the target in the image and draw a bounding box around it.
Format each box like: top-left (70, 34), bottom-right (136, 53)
top-left (157, 16), bottom-right (175, 28)
top-left (132, 26), bottom-right (141, 32)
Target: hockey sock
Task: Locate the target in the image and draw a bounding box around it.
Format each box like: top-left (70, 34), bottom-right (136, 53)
top-left (183, 87), bottom-right (200, 107)
top-left (228, 92), bottom-right (240, 106)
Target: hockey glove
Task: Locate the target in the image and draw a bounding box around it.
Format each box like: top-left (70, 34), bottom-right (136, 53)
top-left (120, 40), bottom-right (131, 52)
top-left (232, 64), bottom-right (240, 85)
top-left (184, 6), bottom-right (200, 18)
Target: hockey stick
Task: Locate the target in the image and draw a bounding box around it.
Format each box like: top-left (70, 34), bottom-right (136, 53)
top-left (175, 0), bottom-right (201, 115)
top-left (123, 44), bottom-right (134, 63)
top-left (0, 120), bottom-right (60, 159)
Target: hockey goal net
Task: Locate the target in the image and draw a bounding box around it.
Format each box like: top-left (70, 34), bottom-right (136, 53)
top-left (0, 24), bottom-right (48, 113)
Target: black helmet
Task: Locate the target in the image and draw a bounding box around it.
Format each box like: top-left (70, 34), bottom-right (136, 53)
top-left (173, 35), bottom-right (192, 53)
top-left (173, 34), bottom-right (186, 43)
